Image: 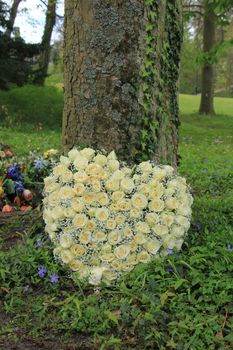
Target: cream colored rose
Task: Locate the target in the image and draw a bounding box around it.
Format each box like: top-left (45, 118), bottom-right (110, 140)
top-left (64, 207), bottom-right (76, 219)
top-left (53, 164), bottom-right (68, 177)
top-left (73, 155), bottom-right (89, 170)
top-left (107, 150), bottom-right (117, 160)
top-left (91, 179), bottom-right (101, 192)
top-left (59, 186), bottom-right (75, 199)
top-left (108, 159), bottom-right (120, 172)
top-left (176, 205), bottom-right (192, 217)
top-left (80, 147), bottom-right (95, 160)
top-left (111, 191), bottom-right (124, 202)
top-left (78, 265), bottom-right (90, 279)
top-left (161, 212), bottom-right (175, 226)
top-left (60, 249), bottom-right (74, 264)
top-left (138, 161), bottom-right (153, 173)
top-left (165, 197), bottom-right (179, 210)
top-left (135, 221), bottom-right (150, 234)
top-left (134, 233), bottom-right (147, 244)
top-left (73, 183), bottom-right (85, 196)
top-left (129, 209), bottom-right (142, 219)
top-left (152, 224), bottom-right (169, 236)
top-left (94, 230), bottom-right (107, 242)
top-left (152, 168), bottom-right (166, 180)
top-left (164, 187), bottom-right (176, 197)
top-left (115, 214), bottom-right (126, 225)
top-left (162, 165), bottom-right (174, 175)
top-left (100, 253), bottom-right (115, 262)
top-left (170, 224), bottom-right (186, 237)
top-left (137, 251), bottom-right (151, 263)
top-left (120, 177), bottom-right (134, 194)
top-left (126, 254), bottom-right (138, 266)
top-left (94, 154), bottom-right (107, 166)
top-left (69, 259), bottom-right (83, 271)
top-left (117, 199), bottom-right (131, 211)
top-left (145, 212), bottom-right (159, 226)
top-left (45, 181), bottom-right (60, 194)
top-left (85, 219), bottom-right (97, 231)
top-left (68, 148), bottom-right (80, 161)
top-left (71, 243), bottom-right (86, 256)
top-left (88, 208), bottom-right (96, 218)
top-left (102, 269), bottom-right (117, 284)
top-left (71, 198), bottom-right (84, 212)
top-left (140, 172), bottom-right (150, 182)
top-left (111, 259), bottom-right (122, 271)
top-left (53, 246), bottom-right (63, 256)
top-left (109, 203), bottom-right (119, 212)
top-left (46, 225), bottom-right (57, 240)
top-left (44, 176), bottom-right (56, 188)
top-left (89, 267), bottom-right (106, 285)
top-left (162, 234), bottom-right (181, 249)
top-left (138, 183), bottom-right (150, 194)
top-left (74, 171), bottom-right (89, 183)
top-left (97, 192), bottom-right (109, 205)
top-left (123, 226), bottom-right (133, 238)
top-left (60, 234), bottom-right (73, 248)
top-left (175, 215), bottom-right (190, 230)
top-left (83, 192), bottom-right (96, 205)
top-left (129, 240), bottom-right (138, 252)
top-left (47, 192), bottom-right (60, 207)
top-left (95, 207), bottom-right (109, 221)
top-left (60, 170), bottom-right (73, 183)
top-left (106, 219), bottom-right (117, 230)
top-left (86, 163), bottom-right (103, 176)
top-left (131, 193), bottom-right (148, 209)
top-left (112, 170), bottom-right (125, 180)
top-left (132, 174), bottom-right (141, 185)
top-left (108, 230), bottom-right (122, 245)
top-left (51, 207), bottom-right (65, 220)
top-left (148, 199), bottom-right (164, 212)
top-left (149, 183), bottom-right (164, 199)
top-left (63, 225), bottom-right (75, 234)
top-left (79, 230), bottom-right (92, 244)
top-left (144, 239), bottom-right (161, 255)
top-left (105, 178), bottom-right (120, 192)
top-left (73, 213), bottom-right (88, 228)
top-left (60, 155), bottom-right (71, 166)
top-left (114, 245), bottom-right (130, 260)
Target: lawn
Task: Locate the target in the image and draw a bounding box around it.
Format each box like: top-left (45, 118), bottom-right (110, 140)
top-left (0, 90), bottom-right (233, 349)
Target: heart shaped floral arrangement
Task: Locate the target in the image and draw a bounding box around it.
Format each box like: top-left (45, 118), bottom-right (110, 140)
top-left (43, 148), bottom-right (193, 285)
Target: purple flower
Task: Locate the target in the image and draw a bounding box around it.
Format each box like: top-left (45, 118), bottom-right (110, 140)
top-left (36, 240), bottom-right (43, 247)
top-left (24, 284), bottom-right (30, 292)
top-left (167, 249), bottom-right (174, 255)
top-left (227, 244), bottom-right (232, 250)
top-left (50, 273), bottom-right (59, 283)
top-left (165, 266), bottom-right (173, 272)
top-left (38, 266), bottom-right (47, 277)
top-left (34, 158), bottom-right (47, 170)
top-left (7, 164), bottom-right (22, 181)
top-left (14, 180), bottom-right (24, 192)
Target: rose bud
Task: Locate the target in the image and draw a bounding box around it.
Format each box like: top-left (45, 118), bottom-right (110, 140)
top-left (23, 189), bottom-right (33, 201)
top-left (20, 205), bottom-right (32, 212)
top-left (6, 150), bottom-right (13, 157)
top-left (0, 151), bottom-right (6, 157)
top-left (2, 204), bottom-right (13, 213)
top-left (14, 196), bottom-right (21, 207)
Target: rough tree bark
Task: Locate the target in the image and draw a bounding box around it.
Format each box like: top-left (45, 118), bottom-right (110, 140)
top-left (199, 0), bottom-right (216, 115)
top-left (62, 0), bottom-right (182, 166)
top-left (5, 0), bottom-right (23, 38)
top-left (34, 0), bottom-right (57, 85)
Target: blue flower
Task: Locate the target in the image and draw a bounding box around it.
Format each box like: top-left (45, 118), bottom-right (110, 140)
top-left (50, 273), bottom-right (59, 283)
top-left (34, 158), bottom-right (47, 170)
top-left (227, 244), bottom-right (232, 251)
top-left (167, 249), bottom-right (174, 255)
top-left (165, 266), bottom-right (173, 272)
top-left (7, 164), bottom-right (22, 181)
top-left (38, 266), bottom-right (47, 278)
top-left (36, 240), bottom-right (43, 247)
top-left (14, 180), bottom-right (24, 192)
top-left (24, 284), bottom-right (30, 292)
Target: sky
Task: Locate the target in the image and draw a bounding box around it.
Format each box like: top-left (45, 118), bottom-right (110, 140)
top-left (5, 0), bottom-right (64, 43)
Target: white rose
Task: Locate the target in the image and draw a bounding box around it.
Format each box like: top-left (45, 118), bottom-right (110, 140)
top-left (95, 207), bottom-right (109, 222)
top-left (161, 212), bottom-right (175, 227)
top-left (59, 186), bottom-right (75, 199)
top-left (60, 156), bottom-right (71, 166)
top-left (175, 215), bottom-right (190, 230)
top-left (112, 170), bottom-right (125, 180)
top-left (73, 213), bottom-right (88, 228)
top-left (170, 224), bottom-right (186, 237)
top-left (176, 205), bottom-right (192, 217)
top-left (60, 170), bottom-right (73, 183)
top-left (148, 199), bottom-right (165, 212)
top-left (131, 193), bottom-right (148, 209)
top-left (71, 198), bottom-right (84, 212)
top-left (138, 161), bottom-right (153, 173)
top-left (120, 177), bottom-right (134, 194)
top-left (108, 230), bottom-right (122, 245)
top-left (80, 147), bottom-right (95, 160)
top-left (135, 221), bottom-right (150, 234)
top-left (144, 239), bottom-right (161, 255)
top-left (89, 267), bottom-right (106, 285)
top-left (94, 154), bottom-right (108, 166)
top-left (69, 259), bottom-right (83, 271)
top-left (145, 212), bottom-right (159, 226)
top-left (73, 155), bottom-right (89, 170)
top-left (105, 178), bottom-right (119, 192)
top-left (107, 150), bottom-right (117, 160)
top-left (60, 249), bottom-right (74, 264)
top-left (114, 245), bottom-right (130, 260)
top-left (68, 148), bottom-right (80, 161)
top-left (64, 207), bottom-right (76, 219)
top-left (161, 165), bottom-right (174, 175)
top-left (60, 234), bottom-right (73, 248)
top-left (108, 159), bottom-right (120, 172)
top-left (152, 168), bottom-right (166, 180)
top-left (74, 171), bottom-right (89, 183)
top-left (51, 207), bottom-right (65, 220)
top-left (152, 224), bottom-right (169, 236)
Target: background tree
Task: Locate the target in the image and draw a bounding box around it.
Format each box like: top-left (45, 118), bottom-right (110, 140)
top-left (62, 0), bottom-right (183, 166)
top-left (5, 0), bottom-right (23, 38)
top-left (34, 0), bottom-right (57, 85)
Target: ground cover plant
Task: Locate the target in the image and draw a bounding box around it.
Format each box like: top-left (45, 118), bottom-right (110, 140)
top-left (0, 93), bottom-right (233, 349)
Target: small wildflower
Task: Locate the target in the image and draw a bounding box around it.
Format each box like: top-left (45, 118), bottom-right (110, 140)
top-left (38, 266), bottom-right (47, 277)
top-left (227, 244), bottom-right (232, 250)
top-left (165, 266), bottom-right (173, 272)
top-left (50, 273), bottom-right (59, 283)
top-left (24, 284), bottom-right (30, 292)
top-left (167, 249), bottom-right (174, 255)
top-left (36, 240), bottom-right (43, 247)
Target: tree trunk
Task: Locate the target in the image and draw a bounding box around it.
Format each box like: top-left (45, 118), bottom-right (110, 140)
top-left (199, 0), bottom-right (215, 115)
top-left (5, 0), bottom-right (22, 38)
top-left (62, 0), bottom-right (182, 166)
top-left (34, 0), bottom-right (57, 85)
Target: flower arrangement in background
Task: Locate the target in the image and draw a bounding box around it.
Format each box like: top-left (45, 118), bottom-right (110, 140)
top-left (43, 148), bottom-right (193, 285)
top-left (0, 144), bottom-right (59, 213)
